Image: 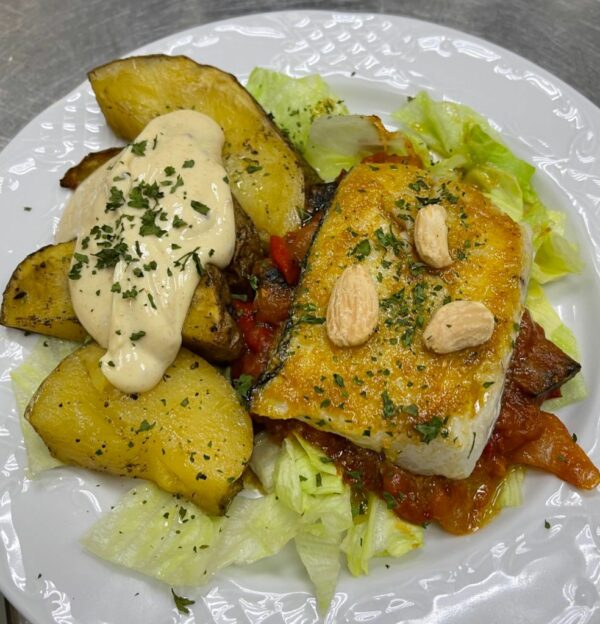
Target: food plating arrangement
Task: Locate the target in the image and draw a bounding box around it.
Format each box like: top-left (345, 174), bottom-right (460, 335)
top-left (0, 17), bottom-right (598, 620)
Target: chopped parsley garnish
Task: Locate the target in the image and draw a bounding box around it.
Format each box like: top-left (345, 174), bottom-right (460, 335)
top-left (234, 374), bottom-right (254, 402)
top-left (139, 210), bottom-right (167, 237)
top-left (182, 159), bottom-right (195, 168)
top-left (130, 330), bottom-right (146, 341)
top-left (105, 186), bottom-right (125, 212)
top-left (191, 200), bottom-right (210, 216)
top-left (130, 140), bottom-right (147, 156)
top-left (350, 239), bottom-right (371, 260)
top-left (172, 215), bottom-right (187, 228)
top-left (383, 492), bottom-right (397, 510)
top-left (244, 159), bottom-right (262, 174)
top-left (375, 227), bottom-right (403, 255)
top-left (170, 174), bottom-right (184, 194)
top-left (94, 242), bottom-right (129, 269)
top-left (333, 373), bottom-right (345, 388)
top-left (164, 166), bottom-right (176, 176)
top-left (136, 419), bottom-right (155, 433)
top-left (122, 286), bottom-right (140, 299)
top-left (127, 186), bottom-right (149, 210)
top-left (174, 247), bottom-right (203, 275)
top-left (296, 302), bottom-right (325, 325)
top-left (382, 390), bottom-right (397, 420)
top-left (171, 589), bottom-right (195, 615)
top-left (408, 178), bottom-right (428, 192)
top-left (414, 416), bottom-right (445, 444)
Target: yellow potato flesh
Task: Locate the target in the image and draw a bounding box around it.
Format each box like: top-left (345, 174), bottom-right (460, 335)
top-left (26, 343), bottom-right (253, 515)
top-left (89, 54), bottom-right (320, 236)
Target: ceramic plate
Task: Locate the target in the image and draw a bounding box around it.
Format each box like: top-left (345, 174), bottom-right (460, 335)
top-left (0, 10), bottom-right (599, 624)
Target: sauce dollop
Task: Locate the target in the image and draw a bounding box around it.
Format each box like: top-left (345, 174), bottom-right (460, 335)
top-left (57, 110), bottom-right (235, 392)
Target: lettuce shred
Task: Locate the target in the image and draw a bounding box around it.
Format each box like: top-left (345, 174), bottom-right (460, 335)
top-left (253, 432), bottom-right (423, 610)
top-left (392, 92), bottom-right (583, 285)
top-left (246, 68), bottom-right (348, 152)
top-left (11, 337), bottom-right (78, 475)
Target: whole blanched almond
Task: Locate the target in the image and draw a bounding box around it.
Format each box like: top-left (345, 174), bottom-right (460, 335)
top-left (423, 300), bottom-right (495, 354)
top-left (414, 204), bottom-right (453, 269)
top-left (326, 265), bottom-right (379, 347)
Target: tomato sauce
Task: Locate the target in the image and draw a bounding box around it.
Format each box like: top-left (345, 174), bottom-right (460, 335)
top-left (256, 312), bottom-right (600, 535)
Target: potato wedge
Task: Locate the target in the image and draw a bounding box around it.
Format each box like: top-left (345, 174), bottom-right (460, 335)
top-left (1, 242), bottom-right (87, 342)
top-left (59, 147), bottom-right (122, 189)
top-left (1, 241), bottom-right (243, 362)
top-left (26, 343), bottom-right (253, 515)
top-left (88, 54), bottom-right (321, 237)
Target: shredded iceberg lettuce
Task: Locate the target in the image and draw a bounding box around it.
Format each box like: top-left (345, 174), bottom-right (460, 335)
top-left (246, 68), bottom-right (348, 152)
top-left (393, 92), bottom-right (583, 285)
top-left (495, 467), bottom-right (525, 509)
top-left (341, 492), bottom-right (423, 576)
top-left (303, 115), bottom-right (409, 182)
top-left (10, 337), bottom-right (78, 475)
top-left (526, 280), bottom-right (587, 410)
top-left (252, 432), bottom-right (423, 610)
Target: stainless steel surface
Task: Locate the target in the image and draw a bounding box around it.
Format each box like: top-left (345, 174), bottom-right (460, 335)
top-left (1, 0), bottom-right (600, 151)
top-left (0, 1), bottom-right (599, 622)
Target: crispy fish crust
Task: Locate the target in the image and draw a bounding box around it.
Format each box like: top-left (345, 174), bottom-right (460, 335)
top-left (252, 163), bottom-right (531, 479)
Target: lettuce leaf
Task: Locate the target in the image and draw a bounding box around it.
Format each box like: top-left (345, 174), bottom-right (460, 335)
top-left (246, 68), bottom-right (348, 152)
top-left (341, 493), bottom-right (423, 576)
top-left (526, 280), bottom-right (587, 410)
top-left (10, 337), bottom-right (78, 476)
top-left (253, 432), bottom-right (424, 609)
top-left (304, 115), bottom-right (409, 182)
top-left (495, 467), bottom-right (525, 509)
top-left (393, 91), bottom-right (583, 285)
top-left (82, 483), bottom-right (298, 587)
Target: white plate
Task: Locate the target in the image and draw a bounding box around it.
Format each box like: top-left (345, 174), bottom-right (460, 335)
top-left (1, 10), bottom-right (599, 624)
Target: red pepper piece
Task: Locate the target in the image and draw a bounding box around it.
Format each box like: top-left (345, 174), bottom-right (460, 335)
top-left (269, 236), bottom-right (300, 286)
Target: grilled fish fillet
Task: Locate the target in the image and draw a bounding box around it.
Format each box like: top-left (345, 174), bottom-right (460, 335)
top-left (251, 162), bottom-right (532, 479)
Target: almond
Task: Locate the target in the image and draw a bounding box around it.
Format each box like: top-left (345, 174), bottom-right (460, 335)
top-left (414, 204), bottom-right (453, 269)
top-left (326, 265), bottom-right (379, 347)
top-left (423, 300), bottom-right (495, 353)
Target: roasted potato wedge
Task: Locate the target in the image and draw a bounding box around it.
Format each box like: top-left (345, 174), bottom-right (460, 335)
top-left (1, 242), bottom-right (87, 342)
top-left (26, 343), bottom-right (253, 515)
top-left (1, 241), bottom-right (243, 362)
top-left (88, 54), bottom-right (321, 237)
top-left (59, 147), bottom-right (122, 189)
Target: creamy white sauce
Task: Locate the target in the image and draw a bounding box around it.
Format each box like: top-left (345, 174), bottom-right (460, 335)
top-left (57, 110), bottom-right (235, 393)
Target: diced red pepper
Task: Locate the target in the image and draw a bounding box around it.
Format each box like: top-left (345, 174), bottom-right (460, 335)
top-left (285, 214), bottom-right (322, 264)
top-left (269, 236), bottom-right (300, 286)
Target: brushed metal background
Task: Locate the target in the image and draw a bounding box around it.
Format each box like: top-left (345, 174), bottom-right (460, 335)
top-left (1, 0), bottom-right (599, 150)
